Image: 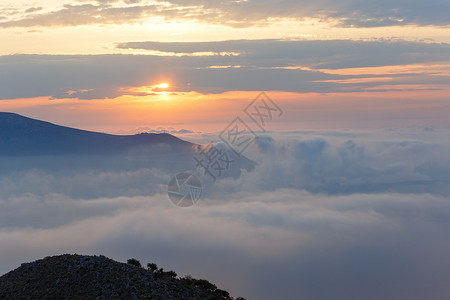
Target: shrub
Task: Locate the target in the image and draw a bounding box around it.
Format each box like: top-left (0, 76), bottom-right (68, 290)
top-left (165, 270), bottom-right (177, 278)
top-left (147, 263), bottom-right (158, 272)
top-left (126, 258), bottom-right (142, 268)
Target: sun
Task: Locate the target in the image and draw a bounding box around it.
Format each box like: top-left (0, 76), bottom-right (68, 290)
top-left (155, 83), bottom-right (169, 89)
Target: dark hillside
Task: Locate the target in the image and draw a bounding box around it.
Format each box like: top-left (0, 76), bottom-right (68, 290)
top-left (0, 254), bottom-right (243, 300)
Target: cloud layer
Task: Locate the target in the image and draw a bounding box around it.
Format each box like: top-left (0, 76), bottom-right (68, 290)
top-left (1, 129), bottom-right (450, 299)
top-left (1, 39), bottom-right (449, 99)
top-left (1, 0), bottom-right (450, 28)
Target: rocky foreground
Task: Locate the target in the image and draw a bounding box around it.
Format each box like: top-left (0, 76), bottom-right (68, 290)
top-left (0, 254), bottom-right (244, 299)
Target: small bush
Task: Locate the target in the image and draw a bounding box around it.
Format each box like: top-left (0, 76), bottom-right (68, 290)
top-left (126, 258), bottom-right (142, 268)
top-left (147, 263), bottom-right (158, 272)
top-left (165, 270), bottom-right (177, 278)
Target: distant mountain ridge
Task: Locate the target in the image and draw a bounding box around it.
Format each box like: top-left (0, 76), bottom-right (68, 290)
top-left (0, 112), bottom-right (255, 181)
top-left (0, 112), bottom-right (193, 156)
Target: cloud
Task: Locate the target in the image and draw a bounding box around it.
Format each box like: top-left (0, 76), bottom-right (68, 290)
top-left (0, 2), bottom-right (208, 28)
top-left (1, 129), bottom-right (450, 299)
top-left (24, 7), bottom-right (43, 14)
top-left (113, 127), bottom-right (196, 135)
top-left (1, 0), bottom-right (450, 28)
top-left (1, 129), bottom-right (449, 219)
top-left (204, 131), bottom-right (450, 198)
top-left (1, 39), bottom-right (449, 99)
top-left (1, 191), bottom-right (450, 299)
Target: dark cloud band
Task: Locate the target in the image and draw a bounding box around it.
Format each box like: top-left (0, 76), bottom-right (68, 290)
top-left (0, 39), bottom-right (449, 100)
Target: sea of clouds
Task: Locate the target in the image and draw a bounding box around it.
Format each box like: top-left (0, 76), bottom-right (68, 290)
top-left (1, 128), bottom-right (450, 299)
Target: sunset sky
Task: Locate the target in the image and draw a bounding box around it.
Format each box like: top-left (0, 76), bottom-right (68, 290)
top-left (1, 0), bottom-right (449, 133)
top-left (2, 2), bottom-right (450, 299)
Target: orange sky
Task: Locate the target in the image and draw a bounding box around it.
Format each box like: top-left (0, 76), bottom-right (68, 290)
top-left (2, 87), bottom-right (449, 135)
top-left (1, 1), bottom-right (449, 133)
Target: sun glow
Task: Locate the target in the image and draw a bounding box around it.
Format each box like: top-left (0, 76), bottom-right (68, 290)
top-left (156, 83), bottom-right (169, 89)
top-left (125, 82), bottom-right (171, 97)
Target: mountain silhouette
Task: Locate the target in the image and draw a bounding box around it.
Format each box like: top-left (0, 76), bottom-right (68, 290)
top-left (0, 254), bottom-right (244, 299)
top-left (0, 112), bottom-right (255, 178)
top-left (0, 112), bottom-right (192, 156)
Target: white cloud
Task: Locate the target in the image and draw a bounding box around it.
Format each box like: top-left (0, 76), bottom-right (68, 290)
top-left (1, 129), bottom-right (450, 299)
top-left (1, 190), bottom-right (450, 299)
